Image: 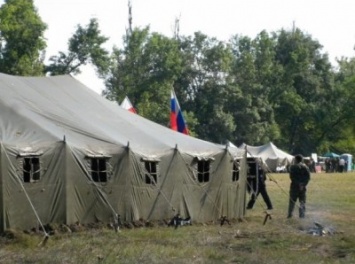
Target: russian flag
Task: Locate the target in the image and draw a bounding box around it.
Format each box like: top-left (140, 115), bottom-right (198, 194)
top-left (120, 96), bottom-right (137, 113)
top-left (170, 90), bottom-right (189, 135)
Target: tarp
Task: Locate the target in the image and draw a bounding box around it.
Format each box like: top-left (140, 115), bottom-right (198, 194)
top-left (239, 142), bottom-right (294, 172)
top-left (0, 73), bottom-right (247, 231)
top-left (323, 152), bottom-right (340, 158)
top-left (340, 153), bottom-right (353, 171)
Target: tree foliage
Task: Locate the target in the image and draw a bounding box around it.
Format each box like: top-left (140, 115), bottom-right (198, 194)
top-left (0, 0), bottom-right (47, 75)
top-left (104, 27), bottom-right (184, 125)
top-left (103, 25), bottom-right (355, 155)
top-left (45, 18), bottom-right (110, 77)
top-left (272, 28), bottom-right (335, 154)
top-left (175, 32), bottom-right (237, 142)
top-left (229, 32), bottom-right (280, 146)
top-left (2, 0), bottom-right (355, 156)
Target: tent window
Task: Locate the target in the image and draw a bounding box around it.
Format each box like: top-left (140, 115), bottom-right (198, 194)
top-left (91, 158), bottom-right (108, 182)
top-left (23, 157), bottom-right (41, 183)
top-left (232, 161), bottom-right (240, 182)
top-left (247, 158), bottom-right (257, 178)
top-left (197, 160), bottom-right (210, 183)
top-left (144, 161), bottom-right (158, 185)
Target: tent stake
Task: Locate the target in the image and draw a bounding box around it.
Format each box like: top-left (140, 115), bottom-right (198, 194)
top-left (38, 234), bottom-right (49, 247)
top-left (263, 211), bottom-right (272, 225)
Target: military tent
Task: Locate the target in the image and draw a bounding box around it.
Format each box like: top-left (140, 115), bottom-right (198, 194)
top-left (239, 142), bottom-right (294, 172)
top-left (0, 73), bottom-right (246, 232)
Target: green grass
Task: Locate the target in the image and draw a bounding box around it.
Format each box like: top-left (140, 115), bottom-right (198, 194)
top-left (1, 172), bottom-right (355, 263)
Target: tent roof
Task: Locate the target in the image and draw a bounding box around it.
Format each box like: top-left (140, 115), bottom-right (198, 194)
top-left (323, 152), bottom-right (340, 158)
top-left (341, 153), bottom-right (352, 157)
top-left (0, 73), bottom-right (243, 157)
top-left (239, 142), bottom-right (294, 162)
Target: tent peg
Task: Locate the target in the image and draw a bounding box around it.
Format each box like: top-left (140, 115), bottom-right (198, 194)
top-left (126, 141), bottom-right (130, 149)
top-left (175, 144), bottom-right (178, 150)
top-left (63, 135), bottom-right (66, 142)
top-left (38, 233), bottom-right (49, 247)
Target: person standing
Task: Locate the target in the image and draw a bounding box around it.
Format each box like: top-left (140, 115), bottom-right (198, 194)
top-left (339, 158), bottom-right (345, 173)
top-left (247, 159), bottom-right (273, 210)
top-left (288, 154), bottom-right (311, 218)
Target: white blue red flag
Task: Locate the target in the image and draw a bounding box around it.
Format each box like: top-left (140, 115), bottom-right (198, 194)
top-left (170, 90), bottom-right (189, 135)
top-left (120, 96), bottom-right (137, 113)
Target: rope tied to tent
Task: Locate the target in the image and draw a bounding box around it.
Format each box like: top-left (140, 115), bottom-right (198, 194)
top-left (16, 169), bottom-right (50, 243)
top-left (244, 147), bottom-right (285, 225)
top-left (0, 144), bottom-right (50, 245)
top-left (178, 148), bottom-right (241, 223)
top-left (244, 146), bottom-right (305, 215)
top-left (70, 144), bottom-right (120, 232)
top-left (137, 148), bottom-right (185, 225)
top-left (142, 167), bottom-right (176, 211)
top-left (245, 176), bottom-right (274, 225)
top-left (182, 152), bottom-right (225, 219)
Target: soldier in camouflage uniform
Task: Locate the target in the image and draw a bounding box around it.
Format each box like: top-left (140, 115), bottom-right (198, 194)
top-left (287, 154), bottom-right (311, 218)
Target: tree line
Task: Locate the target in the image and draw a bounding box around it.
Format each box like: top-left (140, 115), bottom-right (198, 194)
top-left (1, 0), bottom-right (355, 156)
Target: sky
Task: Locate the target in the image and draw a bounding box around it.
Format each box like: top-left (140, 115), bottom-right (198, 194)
top-left (23, 0), bottom-right (355, 93)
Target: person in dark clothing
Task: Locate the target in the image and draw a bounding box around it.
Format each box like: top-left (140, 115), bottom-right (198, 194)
top-left (288, 154), bottom-right (311, 218)
top-left (246, 159), bottom-right (273, 210)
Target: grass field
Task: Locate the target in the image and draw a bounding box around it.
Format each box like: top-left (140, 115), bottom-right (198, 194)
top-left (1, 172), bottom-right (355, 263)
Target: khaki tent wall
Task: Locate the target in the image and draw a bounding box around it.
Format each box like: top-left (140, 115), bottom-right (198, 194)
top-left (63, 144), bottom-right (247, 226)
top-left (64, 142), bottom-right (124, 225)
top-left (177, 150), bottom-right (234, 222)
top-left (218, 150), bottom-right (247, 219)
top-left (0, 143), bottom-right (5, 231)
top-left (138, 149), bottom-right (226, 222)
top-left (0, 138), bottom-right (247, 232)
top-left (1, 141), bottom-right (66, 231)
top-left (63, 145), bottom-right (247, 224)
top-left (133, 148), bottom-right (247, 223)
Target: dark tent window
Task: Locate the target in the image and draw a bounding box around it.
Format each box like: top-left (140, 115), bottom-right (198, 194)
top-left (91, 158), bottom-right (108, 182)
top-left (232, 161), bottom-right (240, 182)
top-left (246, 158), bottom-right (259, 194)
top-left (247, 157), bottom-right (257, 177)
top-left (197, 160), bottom-right (210, 183)
top-left (23, 157), bottom-right (40, 183)
top-left (144, 161), bottom-right (158, 185)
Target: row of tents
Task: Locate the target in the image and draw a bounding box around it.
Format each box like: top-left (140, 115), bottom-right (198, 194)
top-left (321, 152), bottom-right (353, 172)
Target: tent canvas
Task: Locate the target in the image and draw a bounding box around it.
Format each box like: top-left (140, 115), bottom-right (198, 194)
top-left (239, 142), bottom-right (294, 172)
top-left (0, 73), bottom-right (247, 231)
top-left (340, 153), bottom-right (352, 171)
top-left (323, 152), bottom-right (340, 158)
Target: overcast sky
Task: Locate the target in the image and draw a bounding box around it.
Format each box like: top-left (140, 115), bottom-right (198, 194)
top-left (16, 1), bottom-right (355, 93)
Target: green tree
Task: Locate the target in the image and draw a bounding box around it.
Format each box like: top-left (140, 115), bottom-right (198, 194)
top-left (228, 32), bottom-right (279, 146)
top-left (272, 27), bottom-right (335, 154)
top-left (104, 27), bottom-right (183, 126)
top-left (174, 32), bottom-right (236, 142)
top-left (0, 0), bottom-right (47, 75)
top-left (45, 18), bottom-right (110, 77)
top-left (328, 58), bottom-right (355, 154)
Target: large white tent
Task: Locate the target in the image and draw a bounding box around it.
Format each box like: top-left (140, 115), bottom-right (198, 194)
top-left (0, 73), bottom-right (247, 232)
top-left (239, 142), bottom-right (294, 172)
